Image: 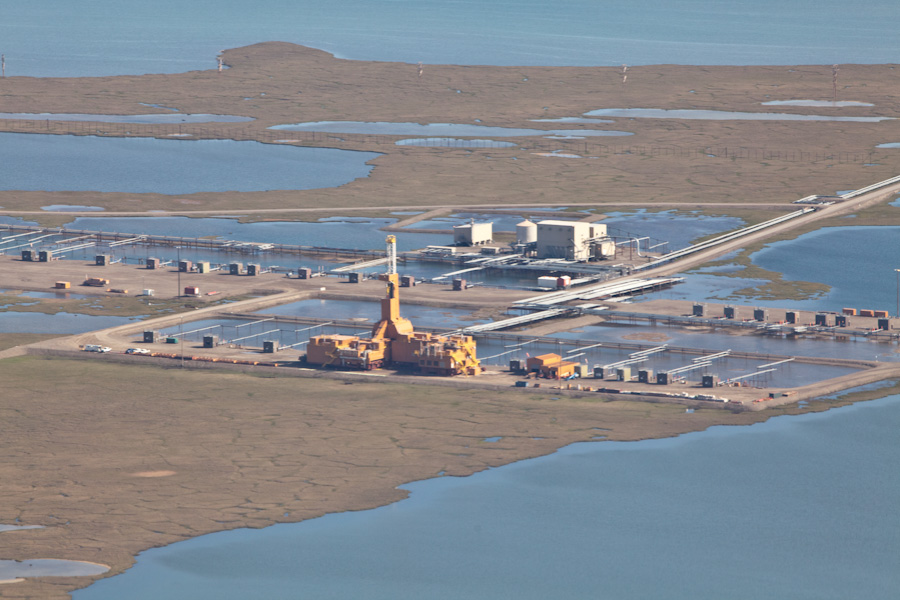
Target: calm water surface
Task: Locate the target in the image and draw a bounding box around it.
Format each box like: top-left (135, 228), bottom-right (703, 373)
top-left (0, 312), bottom-right (139, 334)
top-left (0, 113), bottom-right (253, 123)
top-left (75, 395), bottom-right (900, 600)
top-left (750, 226), bottom-right (900, 312)
top-left (55, 216), bottom-right (439, 252)
top-left (634, 226), bottom-right (900, 311)
top-left (4, 1), bottom-right (899, 76)
top-left (0, 134), bottom-right (379, 194)
top-left (270, 122), bottom-right (632, 137)
top-left (584, 108), bottom-right (891, 122)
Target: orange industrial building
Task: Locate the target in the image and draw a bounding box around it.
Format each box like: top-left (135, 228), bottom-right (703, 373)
top-left (305, 237), bottom-right (481, 376)
top-left (526, 353), bottom-right (578, 379)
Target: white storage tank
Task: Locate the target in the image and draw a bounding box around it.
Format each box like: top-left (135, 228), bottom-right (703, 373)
top-left (516, 220), bottom-right (538, 244)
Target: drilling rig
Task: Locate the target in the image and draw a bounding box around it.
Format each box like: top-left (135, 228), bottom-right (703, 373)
top-left (305, 236), bottom-right (481, 375)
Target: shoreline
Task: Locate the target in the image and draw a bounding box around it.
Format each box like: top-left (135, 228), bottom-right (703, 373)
top-left (1, 354), bottom-right (889, 598)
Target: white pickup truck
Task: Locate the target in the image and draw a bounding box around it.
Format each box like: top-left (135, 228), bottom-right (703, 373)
top-left (83, 345), bottom-right (112, 353)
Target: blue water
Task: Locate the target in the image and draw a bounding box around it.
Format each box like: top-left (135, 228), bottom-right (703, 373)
top-left (75, 395), bottom-right (900, 600)
top-left (749, 226), bottom-right (900, 312)
top-left (51, 216), bottom-right (441, 252)
top-left (41, 205), bottom-right (105, 212)
top-left (0, 311), bottom-right (139, 334)
top-left (156, 315), bottom-right (856, 387)
top-left (0, 133), bottom-right (379, 194)
top-left (395, 138), bottom-right (518, 148)
top-left (4, 1), bottom-right (900, 77)
top-left (634, 226), bottom-right (900, 311)
top-left (604, 209), bottom-right (745, 251)
top-left (584, 108), bottom-right (891, 122)
top-left (551, 322), bottom-right (899, 363)
top-left (0, 559), bottom-right (109, 579)
top-left (760, 100), bottom-right (874, 107)
top-left (0, 113), bottom-right (253, 124)
top-left (270, 122), bottom-right (632, 137)
top-left (256, 299), bottom-right (489, 330)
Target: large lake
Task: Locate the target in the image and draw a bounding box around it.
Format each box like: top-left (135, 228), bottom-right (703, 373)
top-left (75, 394), bottom-right (900, 600)
top-left (2, 1), bottom-right (899, 76)
top-left (0, 133), bottom-right (379, 194)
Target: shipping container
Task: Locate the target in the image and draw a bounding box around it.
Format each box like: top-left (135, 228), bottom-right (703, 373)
top-left (538, 276), bottom-right (558, 289)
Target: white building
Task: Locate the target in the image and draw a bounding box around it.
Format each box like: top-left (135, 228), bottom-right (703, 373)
top-left (453, 221), bottom-right (493, 246)
top-left (536, 220), bottom-right (607, 260)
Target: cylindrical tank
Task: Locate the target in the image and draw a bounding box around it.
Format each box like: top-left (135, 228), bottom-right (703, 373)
top-left (516, 220), bottom-right (537, 244)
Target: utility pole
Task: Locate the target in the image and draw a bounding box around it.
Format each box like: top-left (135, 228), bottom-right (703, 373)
top-left (832, 64), bottom-right (839, 102)
top-left (894, 268), bottom-right (899, 317)
top-left (176, 246), bottom-right (181, 299)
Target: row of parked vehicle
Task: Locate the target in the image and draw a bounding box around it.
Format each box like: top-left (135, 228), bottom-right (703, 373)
top-left (83, 345), bottom-right (150, 354)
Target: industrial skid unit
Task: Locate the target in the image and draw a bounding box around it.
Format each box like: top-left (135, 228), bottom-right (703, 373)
top-left (304, 237), bottom-right (481, 376)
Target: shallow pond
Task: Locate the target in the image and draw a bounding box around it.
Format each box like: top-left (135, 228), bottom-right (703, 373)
top-left (0, 290), bottom-right (91, 300)
top-left (472, 335), bottom-right (856, 386)
top-left (42, 205), bottom-right (105, 212)
top-left (157, 316), bottom-right (858, 388)
top-left (395, 138), bottom-right (517, 148)
top-left (0, 133), bottom-right (380, 194)
top-left (0, 311), bottom-right (140, 334)
top-left (269, 121), bottom-right (633, 137)
top-left (54, 216), bottom-right (442, 252)
top-left (584, 108), bottom-right (891, 122)
top-left (603, 209), bottom-right (744, 251)
top-left (0, 559), bottom-right (109, 580)
top-left (550, 322), bottom-right (900, 363)
top-left (0, 113), bottom-right (253, 123)
top-left (760, 100), bottom-right (874, 107)
top-left (256, 299), bottom-right (489, 330)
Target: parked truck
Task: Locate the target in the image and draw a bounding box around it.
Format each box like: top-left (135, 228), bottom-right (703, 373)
top-left (83, 277), bottom-right (110, 287)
